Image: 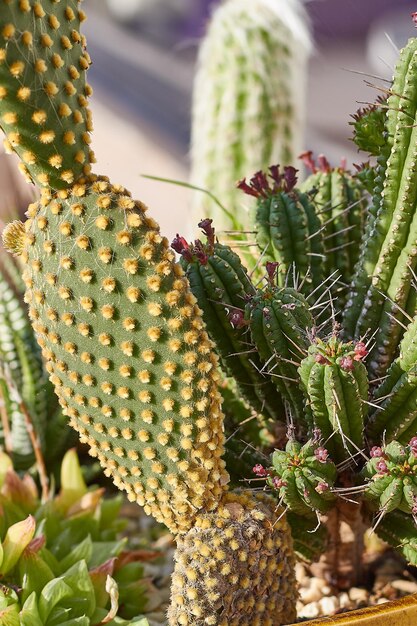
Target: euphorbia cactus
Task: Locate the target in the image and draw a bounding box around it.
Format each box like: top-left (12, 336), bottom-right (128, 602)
top-left (190, 0), bottom-right (311, 233)
top-left (0, 3), bottom-right (296, 625)
top-left (174, 26), bottom-right (417, 593)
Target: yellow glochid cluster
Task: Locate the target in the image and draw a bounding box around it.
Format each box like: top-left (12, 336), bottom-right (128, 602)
top-left (16, 174), bottom-right (229, 534)
top-left (168, 490), bottom-right (297, 626)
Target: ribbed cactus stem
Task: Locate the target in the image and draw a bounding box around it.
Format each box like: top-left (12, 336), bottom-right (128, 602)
top-left (173, 220), bottom-right (285, 423)
top-left (299, 336), bottom-right (368, 463)
top-left (344, 38), bottom-right (417, 378)
top-left (239, 166), bottom-right (325, 294)
top-left (191, 0), bottom-right (310, 233)
top-left (376, 509), bottom-right (417, 566)
top-left (245, 267), bottom-right (314, 425)
top-left (370, 315), bottom-right (417, 442)
top-left (300, 152), bottom-right (367, 304)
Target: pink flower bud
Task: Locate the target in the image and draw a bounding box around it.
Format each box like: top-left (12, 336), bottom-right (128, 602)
top-left (314, 447), bottom-right (329, 463)
top-left (354, 342), bottom-right (368, 360)
top-left (375, 459), bottom-right (389, 475)
top-left (370, 446), bottom-right (384, 459)
top-left (272, 476), bottom-right (287, 490)
top-left (409, 436), bottom-right (417, 450)
top-left (315, 353), bottom-right (329, 365)
top-left (315, 481), bottom-right (329, 494)
top-left (228, 309), bottom-right (246, 328)
top-left (339, 356), bottom-right (354, 371)
top-left (253, 464), bottom-right (268, 477)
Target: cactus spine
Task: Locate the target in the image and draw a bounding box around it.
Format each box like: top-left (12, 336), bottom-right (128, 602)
top-left (0, 2), bottom-right (297, 625)
top-left (191, 0), bottom-right (310, 233)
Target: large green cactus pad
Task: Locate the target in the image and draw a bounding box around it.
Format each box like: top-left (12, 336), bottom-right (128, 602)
top-left (0, 0), bottom-right (93, 190)
top-left (13, 175), bottom-right (229, 534)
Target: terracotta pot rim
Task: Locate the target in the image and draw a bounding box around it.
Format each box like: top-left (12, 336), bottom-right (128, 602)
top-left (287, 592), bottom-right (417, 624)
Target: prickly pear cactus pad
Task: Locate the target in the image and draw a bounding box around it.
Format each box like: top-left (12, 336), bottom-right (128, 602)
top-left (0, 0), bottom-right (93, 189)
top-left (167, 490), bottom-right (297, 626)
top-left (18, 177), bottom-right (229, 533)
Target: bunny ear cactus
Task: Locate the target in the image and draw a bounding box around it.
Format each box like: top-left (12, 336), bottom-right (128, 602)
top-left (190, 0), bottom-right (311, 234)
top-left (0, 0), bottom-right (93, 189)
top-left (0, 3), bottom-right (298, 625)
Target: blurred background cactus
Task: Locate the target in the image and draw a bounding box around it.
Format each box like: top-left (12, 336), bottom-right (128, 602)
top-left (190, 0), bottom-right (311, 235)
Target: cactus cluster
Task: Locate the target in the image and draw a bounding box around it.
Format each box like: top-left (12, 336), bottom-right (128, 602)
top-left (0, 2), bottom-right (296, 625)
top-left (2, 1), bottom-right (417, 624)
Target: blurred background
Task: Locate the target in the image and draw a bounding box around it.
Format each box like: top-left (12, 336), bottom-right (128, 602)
top-left (2, 0), bottom-right (417, 237)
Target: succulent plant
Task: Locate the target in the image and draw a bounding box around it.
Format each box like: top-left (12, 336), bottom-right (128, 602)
top-left (0, 449), bottom-right (168, 626)
top-left (174, 28), bottom-right (417, 591)
top-left (0, 2), bottom-right (296, 625)
top-left (190, 0), bottom-right (311, 235)
top-left (3, 0), bottom-right (417, 623)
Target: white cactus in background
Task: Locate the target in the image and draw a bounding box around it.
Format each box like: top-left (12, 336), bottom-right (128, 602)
top-left (191, 0), bottom-right (311, 234)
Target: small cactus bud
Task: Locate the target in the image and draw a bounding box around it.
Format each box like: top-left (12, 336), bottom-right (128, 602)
top-left (354, 342), bottom-right (368, 360)
top-left (253, 464), bottom-right (268, 477)
top-left (339, 355), bottom-right (354, 371)
top-left (272, 476), bottom-right (287, 490)
top-left (375, 459), bottom-right (389, 475)
top-left (314, 447), bottom-right (330, 463)
top-left (370, 446), bottom-right (384, 458)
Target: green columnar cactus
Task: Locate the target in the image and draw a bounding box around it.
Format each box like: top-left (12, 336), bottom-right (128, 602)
top-left (238, 166), bottom-right (325, 294)
top-left (190, 0), bottom-right (311, 233)
top-left (0, 3), bottom-right (297, 625)
top-left (269, 439), bottom-right (337, 516)
top-left (245, 265), bottom-right (314, 424)
top-left (173, 220), bottom-right (284, 423)
top-left (343, 37), bottom-right (417, 379)
top-left (299, 152), bottom-right (367, 302)
top-left (299, 336), bottom-right (368, 462)
top-left (368, 314), bottom-right (417, 443)
top-left (362, 441), bottom-right (417, 516)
